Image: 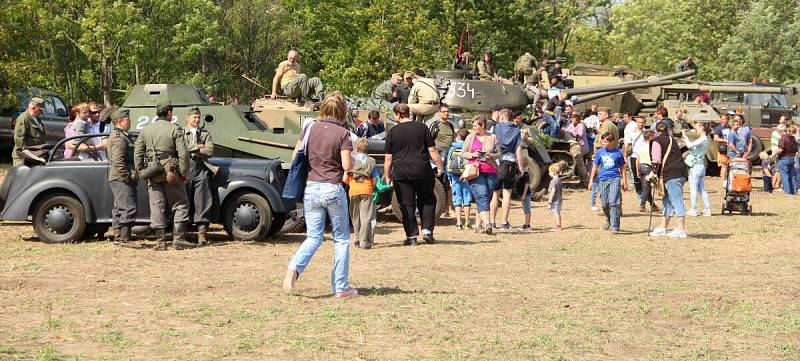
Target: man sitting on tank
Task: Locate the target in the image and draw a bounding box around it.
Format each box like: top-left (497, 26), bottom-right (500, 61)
top-left (270, 50), bottom-right (325, 104)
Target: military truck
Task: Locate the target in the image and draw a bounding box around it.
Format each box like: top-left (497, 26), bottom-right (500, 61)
top-left (0, 88), bottom-right (71, 156)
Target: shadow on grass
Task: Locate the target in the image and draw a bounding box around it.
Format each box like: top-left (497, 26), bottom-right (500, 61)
top-left (297, 286), bottom-right (452, 299)
top-left (690, 233), bottom-right (733, 240)
top-left (378, 239), bottom-right (500, 248)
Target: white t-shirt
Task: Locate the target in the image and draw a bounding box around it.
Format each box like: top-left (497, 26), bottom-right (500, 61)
top-left (584, 115), bottom-right (600, 131)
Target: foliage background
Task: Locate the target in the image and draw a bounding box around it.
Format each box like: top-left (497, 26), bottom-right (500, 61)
top-left (1, 0), bottom-right (798, 107)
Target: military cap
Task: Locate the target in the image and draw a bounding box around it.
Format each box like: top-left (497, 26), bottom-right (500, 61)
top-left (110, 108), bottom-right (130, 121)
top-left (98, 106), bottom-right (117, 123)
top-left (187, 107), bottom-right (201, 116)
top-left (29, 97), bottom-right (45, 108)
top-left (155, 100), bottom-right (173, 114)
top-left (554, 59), bottom-right (562, 64)
top-left (414, 68), bottom-right (426, 77)
top-left (403, 71), bottom-right (413, 79)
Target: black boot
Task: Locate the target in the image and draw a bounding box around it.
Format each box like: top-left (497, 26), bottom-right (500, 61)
top-left (152, 229), bottom-right (168, 251)
top-left (197, 223), bottom-right (208, 246)
top-left (112, 228), bottom-right (121, 242)
top-left (172, 222), bottom-right (196, 250)
top-left (114, 226), bottom-right (143, 249)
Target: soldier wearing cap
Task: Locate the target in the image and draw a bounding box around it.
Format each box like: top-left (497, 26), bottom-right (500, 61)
top-left (108, 109), bottom-right (141, 248)
top-left (134, 100), bottom-right (194, 251)
top-left (183, 107), bottom-right (218, 245)
top-left (270, 50), bottom-right (325, 103)
top-left (408, 68), bottom-right (440, 120)
top-left (12, 97), bottom-right (46, 166)
top-left (394, 71), bottom-right (413, 104)
top-left (373, 73), bottom-right (403, 103)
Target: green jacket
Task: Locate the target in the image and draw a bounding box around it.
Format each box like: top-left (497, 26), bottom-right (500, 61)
top-left (12, 111), bottom-right (46, 165)
top-left (133, 117), bottom-right (189, 179)
top-left (108, 127), bottom-right (137, 182)
top-left (183, 127), bottom-right (219, 174)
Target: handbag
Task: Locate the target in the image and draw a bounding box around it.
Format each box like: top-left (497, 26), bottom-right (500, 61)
top-left (282, 122), bottom-right (315, 201)
top-left (683, 153), bottom-right (698, 168)
top-left (461, 162), bottom-right (480, 181)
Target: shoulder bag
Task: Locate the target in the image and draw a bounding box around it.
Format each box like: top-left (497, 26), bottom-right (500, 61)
top-left (282, 122), bottom-right (315, 201)
top-left (139, 137), bottom-right (165, 181)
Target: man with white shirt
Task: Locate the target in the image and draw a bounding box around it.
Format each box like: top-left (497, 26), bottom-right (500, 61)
top-left (623, 115), bottom-right (646, 199)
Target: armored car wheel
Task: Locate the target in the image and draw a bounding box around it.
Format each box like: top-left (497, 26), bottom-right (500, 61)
top-left (223, 192), bottom-right (273, 241)
top-left (33, 194), bottom-right (87, 243)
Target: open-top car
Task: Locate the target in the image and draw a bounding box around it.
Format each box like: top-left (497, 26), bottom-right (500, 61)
top-left (0, 134), bottom-right (289, 243)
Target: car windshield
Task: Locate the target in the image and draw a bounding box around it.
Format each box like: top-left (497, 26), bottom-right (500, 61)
top-left (52, 134), bottom-right (110, 162)
top-left (750, 93), bottom-right (790, 109)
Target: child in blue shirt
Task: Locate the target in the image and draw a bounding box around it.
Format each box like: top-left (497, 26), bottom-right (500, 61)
top-left (588, 132), bottom-right (628, 233)
top-left (446, 129), bottom-right (473, 229)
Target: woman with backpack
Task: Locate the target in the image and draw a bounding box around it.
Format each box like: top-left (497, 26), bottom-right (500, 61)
top-left (461, 116), bottom-right (498, 235)
top-left (446, 128), bottom-right (472, 229)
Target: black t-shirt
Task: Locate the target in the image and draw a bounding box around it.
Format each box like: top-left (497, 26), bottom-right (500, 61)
top-left (395, 83), bottom-right (411, 104)
top-left (385, 121), bottom-right (435, 180)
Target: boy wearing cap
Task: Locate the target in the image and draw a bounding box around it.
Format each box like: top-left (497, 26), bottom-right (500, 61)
top-left (108, 109), bottom-right (142, 248)
top-left (12, 97), bottom-right (46, 166)
top-left (184, 107), bottom-right (218, 245)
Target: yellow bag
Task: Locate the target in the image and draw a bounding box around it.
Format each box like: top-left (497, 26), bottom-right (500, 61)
top-left (461, 162), bottom-right (480, 181)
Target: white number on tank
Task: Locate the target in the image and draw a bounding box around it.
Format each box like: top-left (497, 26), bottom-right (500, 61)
top-left (452, 81), bottom-right (475, 99)
top-left (136, 115), bottom-right (178, 130)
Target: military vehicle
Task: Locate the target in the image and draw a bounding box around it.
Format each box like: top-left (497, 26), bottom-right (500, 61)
top-left (0, 87), bottom-right (71, 155)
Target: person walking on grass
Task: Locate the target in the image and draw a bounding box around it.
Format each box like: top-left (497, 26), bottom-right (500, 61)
top-left (648, 122), bottom-right (689, 238)
top-left (517, 155), bottom-right (534, 231)
top-left (682, 120), bottom-right (712, 216)
top-left (345, 138), bottom-right (379, 249)
top-left (462, 116), bottom-right (498, 234)
top-left (283, 92), bottom-right (358, 298)
top-left (547, 162), bottom-right (564, 231)
top-left (588, 132), bottom-right (628, 234)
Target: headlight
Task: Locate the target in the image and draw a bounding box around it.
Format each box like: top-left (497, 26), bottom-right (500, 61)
top-left (267, 168), bottom-right (274, 183)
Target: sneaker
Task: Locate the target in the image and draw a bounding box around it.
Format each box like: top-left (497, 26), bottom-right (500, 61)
top-left (639, 205), bottom-right (647, 213)
top-left (602, 221), bottom-right (611, 230)
top-left (591, 206), bottom-right (598, 212)
top-left (610, 229), bottom-right (619, 234)
top-left (455, 223), bottom-right (464, 230)
top-left (651, 205), bottom-right (660, 213)
top-left (499, 223), bottom-right (511, 230)
top-left (668, 229), bottom-right (688, 238)
top-left (520, 224), bottom-right (531, 230)
top-left (334, 288), bottom-right (359, 298)
top-left (485, 225), bottom-right (493, 235)
top-left (354, 241), bottom-right (360, 248)
top-left (488, 223), bottom-right (496, 230)
top-left (702, 209), bottom-right (712, 217)
top-left (687, 209), bottom-right (698, 217)
top-left (403, 237), bottom-right (417, 246)
top-left (422, 233), bottom-right (435, 244)
top-left (649, 227), bottom-right (667, 237)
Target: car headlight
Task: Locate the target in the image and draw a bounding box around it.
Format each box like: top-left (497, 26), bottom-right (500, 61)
top-left (267, 168), bottom-right (274, 183)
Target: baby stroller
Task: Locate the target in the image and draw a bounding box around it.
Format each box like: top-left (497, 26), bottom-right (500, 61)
top-left (721, 158), bottom-right (753, 215)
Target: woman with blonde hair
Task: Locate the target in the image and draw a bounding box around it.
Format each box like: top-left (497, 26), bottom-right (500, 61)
top-left (283, 91), bottom-right (358, 298)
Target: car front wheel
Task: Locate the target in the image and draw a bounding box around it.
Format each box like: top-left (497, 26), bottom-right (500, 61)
top-left (223, 192), bottom-right (273, 241)
top-left (33, 194), bottom-right (87, 243)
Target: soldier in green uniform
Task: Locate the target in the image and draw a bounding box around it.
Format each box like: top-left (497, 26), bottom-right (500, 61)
top-left (183, 107), bottom-right (219, 245)
top-left (514, 52), bottom-right (537, 85)
top-left (372, 73), bottom-right (402, 103)
top-left (107, 109), bottom-right (141, 249)
top-left (475, 50), bottom-right (496, 81)
top-left (270, 50), bottom-right (325, 103)
top-left (134, 100), bottom-right (194, 251)
top-left (12, 97), bottom-right (46, 166)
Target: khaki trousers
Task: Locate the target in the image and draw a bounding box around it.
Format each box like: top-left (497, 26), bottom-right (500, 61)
top-left (348, 194), bottom-right (375, 247)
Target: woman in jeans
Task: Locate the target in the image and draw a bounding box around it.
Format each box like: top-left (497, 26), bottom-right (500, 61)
top-left (461, 116), bottom-right (498, 235)
top-left (283, 92), bottom-right (358, 298)
top-left (681, 120), bottom-right (711, 216)
top-left (775, 124), bottom-right (798, 195)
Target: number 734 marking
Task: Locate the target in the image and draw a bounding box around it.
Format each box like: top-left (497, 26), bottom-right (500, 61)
top-left (452, 82), bottom-right (475, 98)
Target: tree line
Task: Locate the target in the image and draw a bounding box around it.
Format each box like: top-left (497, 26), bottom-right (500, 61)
top-left (1, 0), bottom-right (797, 108)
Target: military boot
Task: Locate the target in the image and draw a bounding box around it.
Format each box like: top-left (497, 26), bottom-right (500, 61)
top-left (112, 228), bottom-right (121, 242)
top-left (197, 223), bottom-right (208, 246)
top-left (172, 222), bottom-right (196, 250)
top-left (114, 226), bottom-right (143, 249)
top-left (152, 229), bottom-right (168, 251)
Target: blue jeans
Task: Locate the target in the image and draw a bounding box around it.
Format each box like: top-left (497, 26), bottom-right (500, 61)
top-left (289, 182), bottom-right (351, 293)
top-left (544, 113), bottom-right (560, 138)
top-left (522, 191), bottom-right (532, 215)
top-left (599, 177), bottom-right (621, 230)
top-left (763, 175), bottom-right (773, 193)
top-left (793, 156), bottom-right (800, 191)
top-left (778, 157), bottom-right (797, 195)
top-left (468, 173), bottom-right (497, 212)
top-left (590, 177), bottom-right (599, 207)
top-left (448, 173), bottom-right (473, 206)
top-left (662, 177), bottom-right (686, 217)
top-left (688, 164), bottom-right (710, 212)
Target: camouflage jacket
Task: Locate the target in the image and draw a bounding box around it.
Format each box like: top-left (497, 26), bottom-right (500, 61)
top-left (108, 127), bottom-right (136, 183)
top-left (133, 117), bottom-right (189, 178)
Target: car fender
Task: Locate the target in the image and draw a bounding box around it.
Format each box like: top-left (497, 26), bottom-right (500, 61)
top-left (2, 178), bottom-right (96, 222)
top-left (218, 176), bottom-right (286, 213)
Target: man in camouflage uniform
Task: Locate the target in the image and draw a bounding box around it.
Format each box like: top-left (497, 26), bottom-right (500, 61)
top-left (12, 97), bottom-right (46, 166)
top-left (373, 73), bottom-right (402, 103)
top-left (270, 50), bottom-right (324, 103)
top-left (183, 107), bottom-right (218, 245)
top-left (107, 109), bottom-right (141, 249)
top-left (134, 100), bottom-right (194, 251)
top-left (514, 52), bottom-right (537, 85)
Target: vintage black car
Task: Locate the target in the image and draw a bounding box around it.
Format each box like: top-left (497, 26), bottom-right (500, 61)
top-left (0, 134), bottom-right (289, 243)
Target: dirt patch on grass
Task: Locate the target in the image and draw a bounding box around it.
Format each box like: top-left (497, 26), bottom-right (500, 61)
top-left (1, 172), bottom-right (799, 360)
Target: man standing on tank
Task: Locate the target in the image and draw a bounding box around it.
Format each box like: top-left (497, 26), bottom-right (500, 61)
top-left (184, 107), bottom-right (218, 246)
top-left (270, 50), bottom-right (324, 104)
top-left (384, 104), bottom-right (445, 245)
top-left (134, 100), bottom-right (194, 251)
top-left (107, 109), bottom-right (141, 249)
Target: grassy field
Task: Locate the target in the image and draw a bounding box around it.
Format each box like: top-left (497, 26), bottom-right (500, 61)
top-left (1, 166), bottom-right (799, 360)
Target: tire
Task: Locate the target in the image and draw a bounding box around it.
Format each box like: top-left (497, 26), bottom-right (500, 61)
top-left (549, 152), bottom-right (575, 179)
top-left (747, 137), bottom-right (763, 165)
top-left (391, 178), bottom-right (446, 222)
top-left (529, 163), bottom-right (544, 191)
top-left (279, 209), bottom-right (306, 234)
top-left (223, 192), bottom-right (273, 241)
top-left (268, 212), bottom-right (288, 236)
top-left (33, 195), bottom-right (87, 243)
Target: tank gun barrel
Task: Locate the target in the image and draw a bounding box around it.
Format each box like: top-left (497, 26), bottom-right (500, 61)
top-left (566, 69), bottom-right (695, 97)
top-left (659, 69), bottom-right (697, 81)
top-left (662, 84), bottom-right (794, 94)
top-left (571, 80), bottom-right (674, 105)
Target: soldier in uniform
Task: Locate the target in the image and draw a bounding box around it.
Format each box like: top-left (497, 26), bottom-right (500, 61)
top-left (134, 100), bottom-right (194, 251)
top-left (372, 73), bottom-right (402, 103)
top-left (107, 109), bottom-right (141, 248)
top-left (183, 107), bottom-right (218, 245)
top-left (476, 50), bottom-right (496, 81)
top-left (676, 56), bottom-right (697, 73)
top-left (12, 97), bottom-right (46, 166)
top-left (395, 72), bottom-right (413, 104)
top-left (270, 50), bottom-right (325, 103)
top-left (514, 52), bottom-right (537, 85)
top-left (408, 68), bottom-right (439, 121)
